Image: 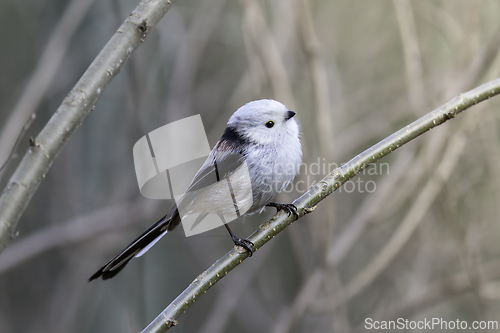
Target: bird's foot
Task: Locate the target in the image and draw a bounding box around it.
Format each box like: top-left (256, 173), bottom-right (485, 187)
top-left (232, 237), bottom-right (254, 256)
top-left (267, 202), bottom-right (299, 219)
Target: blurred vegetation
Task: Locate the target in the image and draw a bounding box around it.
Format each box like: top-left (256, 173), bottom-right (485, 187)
top-left (1, 0), bottom-right (500, 332)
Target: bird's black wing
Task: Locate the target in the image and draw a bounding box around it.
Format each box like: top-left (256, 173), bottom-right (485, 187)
top-left (182, 127), bottom-right (249, 196)
top-left (89, 206), bottom-right (180, 281)
top-left (89, 128), bottom-right (251, 281)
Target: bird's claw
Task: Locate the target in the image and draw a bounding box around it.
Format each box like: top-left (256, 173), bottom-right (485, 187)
top-left (233, 238), bottom-right (254, 256)
top-left (267, 202), bottom-right (299, 219)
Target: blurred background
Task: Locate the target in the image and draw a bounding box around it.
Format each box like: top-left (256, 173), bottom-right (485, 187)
top-left (1, 0), bottom-right (500, 332)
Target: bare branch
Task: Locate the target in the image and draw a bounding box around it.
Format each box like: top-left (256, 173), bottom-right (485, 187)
top-left (295, 0), bottom-right (334, 159)
top-left (0, 114), bottom-right (36, 174)
top-left (272, 268), bottom-right (324, 333)
top-left (196, 243), bottom-right (273, 333)
top-left (162, 0), bottom-right (228, 119)
top-left (0, 0), bottom-right (177, 254)
top-left (393, 0), bottom-right (425, 113)
top-left (342, 122), bottom-right (469, 304)
top-left (140, 78), bottom-right (500, 333)
top-left (351, 258), bottom-right (500, 332)
top-left (326, 148), bottom-right (413, 266)
top-left (0, 0), bottom-right (97, 177)
top-left (241, 0), bottom-right (295, 109)
top-left (0, 200), bottom-right (152, 275)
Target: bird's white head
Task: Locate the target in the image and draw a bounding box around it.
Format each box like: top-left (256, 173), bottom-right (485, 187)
top-left (227, 99), bottom-right (299, 146)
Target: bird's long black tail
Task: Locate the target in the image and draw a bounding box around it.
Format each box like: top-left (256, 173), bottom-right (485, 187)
top-left (89, 206), bottom-right (180, 281)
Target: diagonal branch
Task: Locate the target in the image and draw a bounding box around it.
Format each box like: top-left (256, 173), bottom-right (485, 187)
top-left (0, 199), bottom-right (151, 275)
top-left (0, 0), bottom-right (177, 254)
top-left (141, 78), bottom-right (500, 333)
top-left (0, 0), bottom-right (97, 179)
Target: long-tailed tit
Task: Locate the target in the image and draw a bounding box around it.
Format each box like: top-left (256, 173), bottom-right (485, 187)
top-left (89, 99), bottom-right (302, 281)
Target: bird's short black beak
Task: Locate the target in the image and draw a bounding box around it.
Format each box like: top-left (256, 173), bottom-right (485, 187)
top-left (285, 110), bottom-right (296, 120)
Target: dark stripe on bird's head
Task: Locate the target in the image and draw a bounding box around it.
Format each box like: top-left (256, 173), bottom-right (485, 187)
top-left (220, 126), bottom-right (251, 150)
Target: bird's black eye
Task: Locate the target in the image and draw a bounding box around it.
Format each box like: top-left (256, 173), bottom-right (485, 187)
top-left (265, 120), bottom-right (275, 128)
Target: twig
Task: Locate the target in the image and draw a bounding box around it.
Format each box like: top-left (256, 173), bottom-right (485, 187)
top-left (480, 114), bottom-right (500, 216)
top-left (196, 243), bottom-right (273, 333)
top-left (351, 258), bottom-right (500, 333)
top-left (0, 0), bottom-right (177, 254)
top-left (393, 0), bottom-right (425, 114)
top-left (327, 25), bottom-right (500, 268)
top-left (341, 123), bottom-right (469, 304)
top-left (0, 0), bottom-right (97, 174)
top-left (272, 268), bottom-right (324, 333)
top-left (326, 147), bottom-right (413, 266)
top-left (413, 1), bottom-right (465, 49)
top-left (241, 0), bottom-right (295, 109)
top-left (162, 0), bottom-right (228, 119)
top-left (0, 200), bottom-right (151, 275)
top-left (0, 113), bottom-right (36, 174)
top-left (295, 0), bottom-right (334, 160)
top-left (294, 0), bottom-right (337, 260)
top-left (140, 78), bottom-right (500, 333)
top-left (374, 26), bottom-right (500, 221)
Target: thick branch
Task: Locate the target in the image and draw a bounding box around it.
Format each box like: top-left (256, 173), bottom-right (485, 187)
top-left (141, 78), bottom-right (500, 333)
top-left (0, 0), bottom-right (176, 253)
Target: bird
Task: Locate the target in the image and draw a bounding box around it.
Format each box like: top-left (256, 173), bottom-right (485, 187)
top-left (89, 99), bottom-right (302, 281)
